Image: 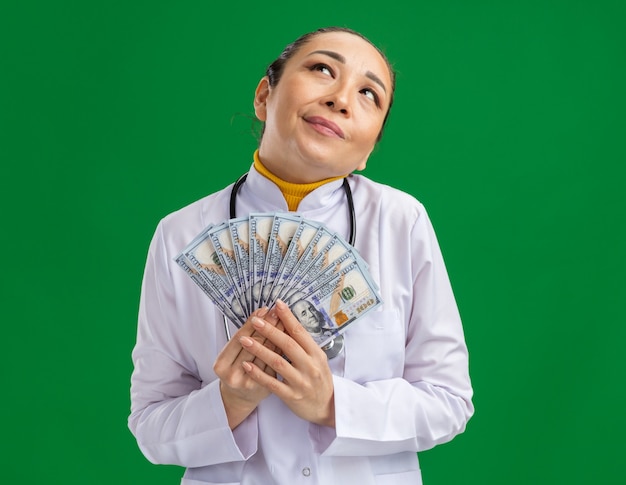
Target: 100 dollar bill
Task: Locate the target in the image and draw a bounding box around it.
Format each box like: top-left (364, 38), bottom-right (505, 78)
top-left (175, 212), bottom-right (383, 344)
top-left (283, 258), bottom-right (381, 348)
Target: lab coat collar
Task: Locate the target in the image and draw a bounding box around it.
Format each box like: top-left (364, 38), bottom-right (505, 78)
top-left (244, 164), bottom-right (348, 215)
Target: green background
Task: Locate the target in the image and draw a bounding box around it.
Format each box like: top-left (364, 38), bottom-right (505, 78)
top-left (2, 1), bottom-right (624, 483)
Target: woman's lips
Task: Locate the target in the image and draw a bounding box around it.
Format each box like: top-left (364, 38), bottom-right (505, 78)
top-left (304, 116), bottom-right (344, 139)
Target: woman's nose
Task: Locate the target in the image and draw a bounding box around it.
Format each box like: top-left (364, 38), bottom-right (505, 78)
top-left (323, 87), bottom-right (350, 115)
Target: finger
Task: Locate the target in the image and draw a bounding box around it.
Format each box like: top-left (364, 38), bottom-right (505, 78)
top-left (240, 330), bottom-right (297, 379)
top-left (238, 310), bottom-right (284, 371)
top-left (264, 307), bottom-right (279, 325)
top-left (242, 360), bottom-right (287, 395)
top-left (218, 308), bottom-right (270, 365)
top-left (257, 308), bottom-right (280, 347)
top-left (249, 315), bottom-right (308, 367)
top-left (261, 309), bottom-right (286, 355)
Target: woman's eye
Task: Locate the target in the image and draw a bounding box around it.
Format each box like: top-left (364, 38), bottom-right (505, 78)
top-left (361, 88), bottom-right (379, 105)
top-left (311, 64), bottom-right (332, 77)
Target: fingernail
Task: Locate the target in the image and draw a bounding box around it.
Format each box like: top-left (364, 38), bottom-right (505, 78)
top-left (240, 336), bottom-right (254, 347)
top-left (252, 317), bottom-right (265, 328)
top-left (242, 361), bottom-right (253, 372)
top-left (276, 299), bottom-right (287, 310)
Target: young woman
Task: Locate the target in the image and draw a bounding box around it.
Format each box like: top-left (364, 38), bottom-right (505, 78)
top-left (129, 27), bottom-right (473, 485)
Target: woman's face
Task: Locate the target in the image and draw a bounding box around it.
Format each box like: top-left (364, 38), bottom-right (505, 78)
top-left (254, 32), bottom-right (392, 183)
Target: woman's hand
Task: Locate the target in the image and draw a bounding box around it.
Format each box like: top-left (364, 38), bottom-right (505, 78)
top-left (214, 308), bottom-right (283, 429)
top-left (240, 300), bottom-right (336, 428)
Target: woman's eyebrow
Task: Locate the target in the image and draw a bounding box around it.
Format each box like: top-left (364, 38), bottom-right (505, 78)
top-left (309, 49), bottom-right (346, 63)
top-left (307, 49), bottom-right (388, 94)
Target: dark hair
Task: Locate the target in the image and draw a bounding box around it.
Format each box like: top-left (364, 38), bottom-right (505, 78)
top-left (263, 26), bottom-right (396, 142)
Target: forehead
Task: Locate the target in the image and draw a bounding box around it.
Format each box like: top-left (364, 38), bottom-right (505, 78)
top-left (292, 300), bottom-right (311, 311)
top-left (294, 32), bottom-right (391, 85)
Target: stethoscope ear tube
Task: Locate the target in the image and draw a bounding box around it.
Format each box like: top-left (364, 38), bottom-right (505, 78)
top-left (230, 173), bottom-right (249, 219)
top-left (342, 177), bottom-right (356, 247)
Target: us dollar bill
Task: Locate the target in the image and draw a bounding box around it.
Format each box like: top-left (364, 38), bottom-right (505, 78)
top-left (285, 246), bottom-right (361, 302)
top-left (265, 218), bottom-right (322, 306)
top-left (207, 222), bottom-right (249, 318)
top-left (273, 226), bottom-right (334, 302)
top-left (175, 212), bottom-right (383, 345)
top-left (182, 229), bottom-right (247, 324)
top-left (260, 213), bottom-right (302, 307)
top-left (228, 217), bottom-right (252, 315)
top-left (174, 253), bottom-right (246, 326)
top-left (278, 228), bottom-right (359, 303)
top-left (283, 258), bottom-right (382, 348)
top-left (248, 213), bottom-right (274, 309)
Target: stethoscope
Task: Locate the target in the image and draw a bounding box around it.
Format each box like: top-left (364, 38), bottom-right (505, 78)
top-left (226, 172), bottom-right (356, 359)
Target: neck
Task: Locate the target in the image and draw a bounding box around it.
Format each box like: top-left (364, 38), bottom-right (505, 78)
top-left (254, 150), bottom-right (344, 211)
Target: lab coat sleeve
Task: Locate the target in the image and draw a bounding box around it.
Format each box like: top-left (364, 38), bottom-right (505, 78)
top-left (313, 207), bottom-right (474, 456)
top-left (128, 221), bottom-right (258, 467)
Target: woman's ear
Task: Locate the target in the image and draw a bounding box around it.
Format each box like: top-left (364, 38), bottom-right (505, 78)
top-left (254, 77), bottom-right (271, 121)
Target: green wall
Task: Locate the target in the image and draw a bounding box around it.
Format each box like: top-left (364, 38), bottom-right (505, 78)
top-left (2, 1), bottom-right (624, 483)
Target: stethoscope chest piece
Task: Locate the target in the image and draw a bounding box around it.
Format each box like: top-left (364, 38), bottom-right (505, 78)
top-left (322, 334), bottom-right (344, 359)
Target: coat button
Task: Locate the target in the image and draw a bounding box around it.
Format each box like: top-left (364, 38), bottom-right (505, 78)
top-left (302, 467), bottom-right (311, 477)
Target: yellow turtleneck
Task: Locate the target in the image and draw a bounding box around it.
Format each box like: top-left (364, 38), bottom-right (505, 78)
top-left (253, 150), bottom-right (345, 211)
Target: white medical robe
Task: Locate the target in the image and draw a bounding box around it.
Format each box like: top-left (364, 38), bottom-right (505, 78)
top-left (129, 165), bottom-right (474, 484)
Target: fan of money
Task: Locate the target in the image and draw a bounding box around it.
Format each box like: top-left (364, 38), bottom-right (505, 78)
top-left (175, 212), bottom-right (382, 349)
